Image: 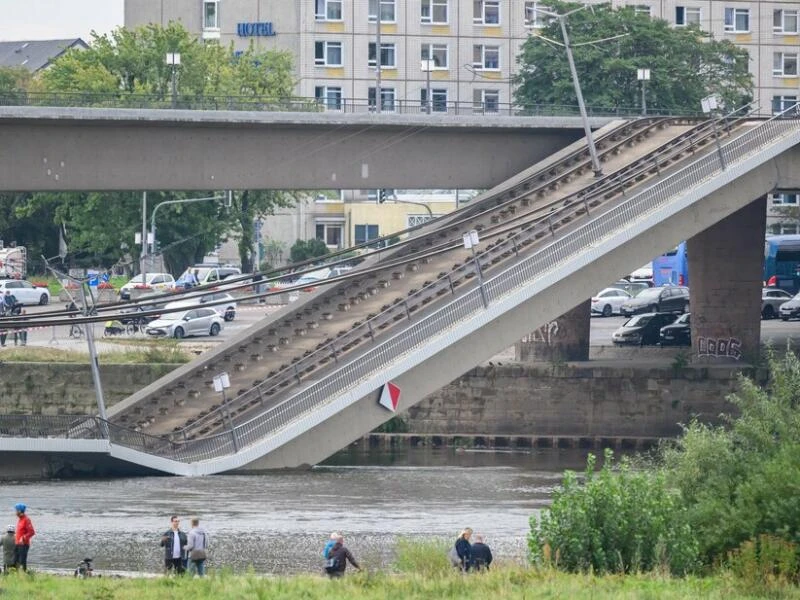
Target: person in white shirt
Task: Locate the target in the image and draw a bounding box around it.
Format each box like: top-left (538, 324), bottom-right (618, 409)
top-left (159, 515), bottom-right (187, 574)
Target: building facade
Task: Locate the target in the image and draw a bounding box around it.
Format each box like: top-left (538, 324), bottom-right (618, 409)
top-left (126, 0), bottom-right (800, 114)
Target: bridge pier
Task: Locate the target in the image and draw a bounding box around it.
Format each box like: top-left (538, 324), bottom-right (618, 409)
top-left (515, 300), bottom-right (590, 362)
top-left (687, 197), bottom-right (766, 364)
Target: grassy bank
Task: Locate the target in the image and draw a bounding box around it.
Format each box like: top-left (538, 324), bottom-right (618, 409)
top-left (0, 346), bottom-right (190, 364)
top-left (0, 568), bottom-right (796, 600)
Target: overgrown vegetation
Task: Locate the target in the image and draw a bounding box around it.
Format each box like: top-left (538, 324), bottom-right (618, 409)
top-left (530, 349), bottom-right (800, 585)
top-left (0, 346), bottom-right (190, 364)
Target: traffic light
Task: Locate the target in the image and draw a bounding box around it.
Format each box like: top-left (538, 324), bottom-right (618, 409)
top-left (378, 189), bottom-right (387, 204)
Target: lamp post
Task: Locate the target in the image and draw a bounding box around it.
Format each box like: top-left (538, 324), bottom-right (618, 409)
top-left (150, 194), bottom-right (226, 265)
top-left (421, 59), bottom-right (435, 114)
top-left (701, 94), bottom-right (726, 169)
top-left (166, 52), bottom-right (181, 109)
top-left (213, 372), bottom-right (239, 451)
top-left (637, 68), bottom-right (651, 116)
top-left (463, 229), bottom-right (488, 308)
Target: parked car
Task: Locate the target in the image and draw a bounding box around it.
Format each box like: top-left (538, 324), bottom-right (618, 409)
top-left (779, 292), bottom-right (800, 321)
top-left (660, 313), bottom-right (691, 346)
top-left (612, 279), bottom-right (652, 297)
top-left (612, 312), bottom-right (678, 346)
top-left (165, 291), bottom-right (237, 322)
top-left (627, 264), bottom-right (654, 284)
top-left (620, 285), bottom-right (690, 317)
top-left (119, 272), bottom-right (175, 301)
top-left (762, 287), bottom-right (793, 320)
top-left (591, 287), bottom-right (631, 317)
top-left (145, 307), bottom-right (224, 339)
top-left (175, 265), bottom-right (242, 288)
top-left (0, 279), bottom-right (50, 305)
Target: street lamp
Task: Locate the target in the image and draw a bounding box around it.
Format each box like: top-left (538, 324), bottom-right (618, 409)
top-left (421, 59), bottom-right (435, 114)
top-left (701, 94), bottom-right (726, 169)
top-left (463, 229), bottom-right (488, 308)
top-left (150, 194), bottom-right (227, 264)
top-left (637, 68), bottom-right (651, 116)
top-left (166, 52), bottom-right (181, 109)
top-left (213, 372), bottom-right (239, 451)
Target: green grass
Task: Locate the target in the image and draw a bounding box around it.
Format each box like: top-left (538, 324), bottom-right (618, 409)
top-left (0, 346), bottom-right (190, 364)
top-left (0, 568), bottom-right (796, 600)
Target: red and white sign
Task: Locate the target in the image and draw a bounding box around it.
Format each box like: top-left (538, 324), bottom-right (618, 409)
top-left (378, 382), bottom-right (401, 412)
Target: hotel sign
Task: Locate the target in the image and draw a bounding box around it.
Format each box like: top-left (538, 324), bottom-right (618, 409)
top-left (237, 22), bottom-right (276, 37)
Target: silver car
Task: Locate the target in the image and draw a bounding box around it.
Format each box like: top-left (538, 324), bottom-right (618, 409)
top-left (144, 307), bottom-right (223, 339)
top-left (762, 287), bottom-right (792, 320)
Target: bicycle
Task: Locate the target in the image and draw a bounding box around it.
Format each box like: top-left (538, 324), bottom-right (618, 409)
top-left (74, 557), bottom-right (94, 578)
top-left (69, 323), bottom-right (84, 339)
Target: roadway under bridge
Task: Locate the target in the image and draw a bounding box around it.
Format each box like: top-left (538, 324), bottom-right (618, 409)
top-left (0, 111), bottom-right (798, 476)
top-left (0, 107), bottom-right (611, 191)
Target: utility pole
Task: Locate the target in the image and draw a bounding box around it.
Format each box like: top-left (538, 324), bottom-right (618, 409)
top-left (141, 191), bottom-right (147, 282)
top-left (637, 68), bottom-right (651, 116)
top-left (535, 6), bottom-right (624, 178)
top-left (375, 8), bottom-right (382, 113)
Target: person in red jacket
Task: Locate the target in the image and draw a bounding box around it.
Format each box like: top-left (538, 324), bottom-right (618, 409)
top-left (13, 503), bottom-right (34, 571)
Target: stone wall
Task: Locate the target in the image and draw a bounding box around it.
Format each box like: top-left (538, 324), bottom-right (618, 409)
top-left (0, 362), bottom-right (759, 439)
top-left (404, 363), bottom-right (759, 438)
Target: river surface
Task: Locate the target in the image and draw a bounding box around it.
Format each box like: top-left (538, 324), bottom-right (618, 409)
top-left (2, 448), bottom-right (594, 575)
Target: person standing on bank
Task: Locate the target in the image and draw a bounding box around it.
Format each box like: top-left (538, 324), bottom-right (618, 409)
top-left (324, 534), bottom-right (361, 578)
top-left (455, 528), bottom-right (473, 572)
top-left (13, 504), bottom-right (34, 571)
top-left (470, 533), bottom-right (493, 571)
top-left (184, 517), bottom-right (210, 577)
top-left (2, 525), bottom-right (15, 572)
top-left (160, 515), bottom-right (187, 575)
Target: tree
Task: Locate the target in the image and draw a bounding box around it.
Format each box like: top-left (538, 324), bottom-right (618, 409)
top-left (514, 3), bottom-right (752, 114)
top-left (290, 239), bottom-right (330, 263)
top-left (231, 191), bottom-right (295, 273)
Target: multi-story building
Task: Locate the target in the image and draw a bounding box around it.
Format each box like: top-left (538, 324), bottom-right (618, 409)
top-left (126, 0), bottom-right (800, 114)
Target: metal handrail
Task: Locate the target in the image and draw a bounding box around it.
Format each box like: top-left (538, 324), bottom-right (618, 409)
top-left (0, 91), bottom-right (709, 117)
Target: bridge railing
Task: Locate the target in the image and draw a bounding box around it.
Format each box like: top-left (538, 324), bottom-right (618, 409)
top-left (0, 91), bottom-right (703, 118)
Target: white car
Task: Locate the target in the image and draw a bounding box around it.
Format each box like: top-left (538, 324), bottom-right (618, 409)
top-left (628, 264), bottom-right (654, 284)
top-left (119, 273), bottom-right (175, 300)
top-left (0, 279), bottom-right (50, 306)
top-left (591, 287), bottom-right (631, 317)
top-left (165, 291), bottom-right (237, 322)
top-left (145, 307), bottom-right (224, 339)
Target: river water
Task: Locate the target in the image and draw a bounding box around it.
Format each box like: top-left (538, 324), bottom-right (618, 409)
top-left (2, 448), bottom-right (592, 575)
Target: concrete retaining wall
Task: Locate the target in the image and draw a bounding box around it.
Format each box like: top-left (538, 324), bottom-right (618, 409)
top-left (0, 362), bottom-right (757, 440)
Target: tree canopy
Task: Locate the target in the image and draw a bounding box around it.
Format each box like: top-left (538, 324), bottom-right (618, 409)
top-left (1, 23), bottom-right (297, 275)
top-left (514, 3), bottom-right (753, 114)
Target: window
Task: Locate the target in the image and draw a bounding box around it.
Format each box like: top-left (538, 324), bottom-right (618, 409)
top-left (774, 9), bottom-right (799, 34)
top-left (316, 0), bottom-right (342, 21)
top-left (724, 7), bottom-right (749, 32)
top-left (315, 223), bottom-right (344, 247)
top-left (369, 0), bottom-right (396, 22)
top-left (421, 43), bottom-right (448, 69)
top-left (473, 89), bottom-right (500, 113)
top-left (421, 0), bottom-right (448, 24)
top-left (407, 214), bottom-right (435, 227)
top-left (203, 0), bottom-right (220, 29)
top-left (368, 87), bottom-right (396, 111)
top-left (473, 0), bottom-right (500, 24)
top-left (771, 193), bottom-right (800, 205)
top-left (771, 223), bottom-right (799, 235)
top-left (633, 5), bottom-right (651, 17)
top-left (524, 2), bottom-right (550, 27)
top-left (354, 224), bottom-right (380, 245)
top-left (473, 45), bottom-right (500, 70)
top-left (675, 6), bottom-right (701, 26)
top-left (773, 95), bottom-right (799, 114)
top-left (773, 52), bottom-right (798, 77)
top-left (368, 42), bottom-right (396, 68)
top-left (314, 41), bottom-right (343, 66)
top-left (421, 88), bottom-right (448, 112)
top-left (315, 86), bottom-right (342, 110)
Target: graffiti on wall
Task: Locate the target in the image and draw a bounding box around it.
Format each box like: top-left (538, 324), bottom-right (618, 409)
top-left (523, 321), bottom-right (560, 346)
top-left (697, 337), bottom-right (742, 360)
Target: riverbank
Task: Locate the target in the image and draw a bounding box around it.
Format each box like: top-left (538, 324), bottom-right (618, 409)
top-left (0, 568), bottom-right (795, 599)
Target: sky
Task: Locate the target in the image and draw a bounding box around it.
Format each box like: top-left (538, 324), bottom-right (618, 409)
top-left (0, 0), bottom-right (124, 41)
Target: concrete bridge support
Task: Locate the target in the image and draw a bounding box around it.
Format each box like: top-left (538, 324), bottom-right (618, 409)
top-left (515, 300), bottom-right (591, 362)
top-left (687, 197), bottom-right (766, 363)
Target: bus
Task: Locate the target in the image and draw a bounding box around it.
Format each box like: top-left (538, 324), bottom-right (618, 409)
top-left (764, 235), bottom-right (800, 292)
top-left (652, 242), bottom-right (688, 287)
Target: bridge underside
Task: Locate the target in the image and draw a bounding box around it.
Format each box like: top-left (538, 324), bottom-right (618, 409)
top-left (0, 107), bottom-right (596, 191)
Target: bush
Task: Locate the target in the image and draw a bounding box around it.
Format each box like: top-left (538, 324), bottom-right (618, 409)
top-left (290, 239), bottom-right (329, 263)
top-left (529, 450), bottom-right (699, 575)
top-left (728, 534), bottom-right (800, 588)
top-left (663, 349), bottom-right (800, 564)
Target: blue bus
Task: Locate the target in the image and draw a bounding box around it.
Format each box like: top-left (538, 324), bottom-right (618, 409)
top-left (652, 242), bottom-right (688, 287)
top-left (764, 235), bottom-right (800, 292)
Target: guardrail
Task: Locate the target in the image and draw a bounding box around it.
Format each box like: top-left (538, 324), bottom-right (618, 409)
top-left (0, 109), bottom-right (795, 467)
top-left (0, 91), bottom-right (703, 118)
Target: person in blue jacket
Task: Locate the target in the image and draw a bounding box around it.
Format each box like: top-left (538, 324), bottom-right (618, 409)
top-left (455, 528), bottom-right (473, 572)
